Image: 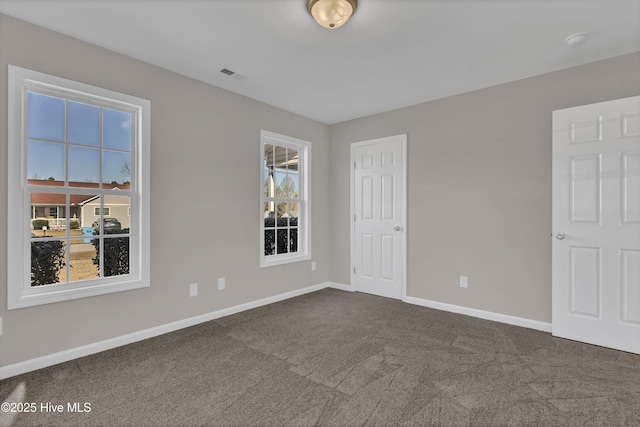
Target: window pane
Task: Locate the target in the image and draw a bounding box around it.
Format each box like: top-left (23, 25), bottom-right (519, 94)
top-left (264, 144), bottom-right (274, 168)
top-left (264, 202), bottom-right (275, 226)
top-left (70, 193), bottom-right (95, 235)
top-left (264, 230), bottom-right (275, 255)
top-left (27, 92), bottom-right (65, 142)
top-left (69, 145), bottom-right (100, 187)
top-left (286, 148), bottom-right (298, 172)
top-left (276, 229), bottom-right (289, 254)
top-left (103, 108), bottom-right (131, 151)
top-left (264, 171), bottom-right (273, 198)
top-left (87, 203), bottom-right (123, 236)
top-left (69, 238), bottom-right (99, 282)
top-left (102, 236), bottom-right (130, 277)
top-left (290, 228), bottom-right (298, 253)
top-left (31, 239), bottom-right (66, 286)
top-left (281, 174), bottom-right (298, 198)
top-left (289, 203), bottom-right (299, 223)
top-left (27, 140), bottom-right (65, 184)
top-left (277, 202), bottom-right (289, 226)
top-left (103, 150), bottom-right (131, 187)
top-left (274, 172), bottom-right (287, 197)
top-left (68, 101), bottom-right (99, 146)
top-left (103, 195), bottom-right (130, 235)
top-left (31, 193), bottom-right (65, 231)
top-left (273, 146), bottom-right (287, 169)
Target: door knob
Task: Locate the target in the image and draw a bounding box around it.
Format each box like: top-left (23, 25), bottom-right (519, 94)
top-left (393, 226), bottom-right (402, 231)
top-left (555, 232), bottom-right (565, 240)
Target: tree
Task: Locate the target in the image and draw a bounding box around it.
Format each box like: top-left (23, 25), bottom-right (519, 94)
top-left (276, 175), bottom-right (298, 198)
top-left (121, 161), bottom-right (131, 178)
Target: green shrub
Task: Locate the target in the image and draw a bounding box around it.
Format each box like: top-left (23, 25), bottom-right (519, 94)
top-left (92, 229), bottom-right (130, 276)
top-left (31, 240), bottom-right (65, 286)
top-left (69, 220), bottom-right (80, 230)
top-left (32, 219), bottom-right (50, 230)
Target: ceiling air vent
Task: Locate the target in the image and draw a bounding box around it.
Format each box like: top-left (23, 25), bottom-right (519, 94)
top-left (220, 68), bottom-right (235, 76)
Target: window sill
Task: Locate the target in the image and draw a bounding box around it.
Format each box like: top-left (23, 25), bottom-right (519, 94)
top-left (8, 277), bottom-right (149, 310)
top-left (260, 253), bottom-right (311, 268)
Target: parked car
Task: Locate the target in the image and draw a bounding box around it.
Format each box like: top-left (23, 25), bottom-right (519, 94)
top-left (92, 217), bottom-right (122, 233)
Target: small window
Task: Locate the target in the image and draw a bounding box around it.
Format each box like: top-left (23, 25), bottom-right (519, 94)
top-left (7, 66), bottom-right (150, 309)
top-left (94, 207), bottom-right (110, 216)
top-left (260, 131), bottom-right (311, 267)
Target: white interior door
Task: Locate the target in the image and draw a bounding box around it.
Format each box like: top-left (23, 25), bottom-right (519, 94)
top-left (351, 135), bottom-right (406, 300)
top-left (552, 96), bottom-right (640, 354)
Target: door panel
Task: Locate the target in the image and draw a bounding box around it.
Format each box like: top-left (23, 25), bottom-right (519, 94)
top-left (621, 249), bottom-right (640, 324)
top-left (361, 233), bottom-right (374, 278)
top-left (553, 96), bottom-right (640, 354)
top-left (569, 155), bottom-right (600, 224)
top-left (568, 246), bottom-right (600, 318)
top-left (352, 135), bottom-right (406, 300)
top-left (622, 151), bottom-right (640, 223)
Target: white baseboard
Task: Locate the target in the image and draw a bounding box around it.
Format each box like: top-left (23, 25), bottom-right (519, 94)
top-left (322, 283), bottom-right (550, 332)
top-left (326, 282), bottom-right (355, 292)
top-left (0, 282), bottom-right (330, 380)
top-left (403, 296), bottom-right (552, 332)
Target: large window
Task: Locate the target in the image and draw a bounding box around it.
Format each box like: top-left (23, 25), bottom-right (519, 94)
top-left (7, 66), bottom-right (150, 309)
top-left (260, 131), bottom-right (311, 267)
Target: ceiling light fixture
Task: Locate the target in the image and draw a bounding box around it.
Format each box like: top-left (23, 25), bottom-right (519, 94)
top-left (306, 0), bottom-right (358, 29)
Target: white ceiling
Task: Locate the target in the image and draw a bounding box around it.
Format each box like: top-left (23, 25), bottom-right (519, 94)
top-left (1, 0), bottom-right (639, 124)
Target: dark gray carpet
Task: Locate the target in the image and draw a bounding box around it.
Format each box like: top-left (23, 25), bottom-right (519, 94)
top-left (1, 288), bottom-right (639, 426)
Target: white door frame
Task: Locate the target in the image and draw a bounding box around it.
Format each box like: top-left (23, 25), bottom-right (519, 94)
top-left (350, 134), bottom-right (408, 300)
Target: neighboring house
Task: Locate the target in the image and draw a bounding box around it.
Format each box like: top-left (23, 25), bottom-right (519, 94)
top-left (29, 179), bottom-right (130, 230)
top-left (79, 194), bottom-right (131, 229)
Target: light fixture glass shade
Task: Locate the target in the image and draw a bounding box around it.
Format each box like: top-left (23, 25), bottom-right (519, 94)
top-left (306, 0), bottom-right (358, 29)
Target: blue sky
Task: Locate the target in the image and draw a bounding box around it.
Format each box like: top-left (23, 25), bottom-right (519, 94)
top-left (27, 92), bottom-right (132, 185)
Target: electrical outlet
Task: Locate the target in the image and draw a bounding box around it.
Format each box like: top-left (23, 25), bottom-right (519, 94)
top-left (218, 277), bottom-right (225, 290)
top-left (459, 276), bottom-right (469, 288)
top-left (189, 283), bottom-right (198, 297)
top-left (311, 261), bottom-right (316, 271)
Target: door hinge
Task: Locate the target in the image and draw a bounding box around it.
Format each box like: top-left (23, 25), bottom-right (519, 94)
top-left (353, 267), bottom-right (356, 274)
top-left (354, 162), bottom-right (356, 169)
top-left (354, 214), bottom-right (356, 222)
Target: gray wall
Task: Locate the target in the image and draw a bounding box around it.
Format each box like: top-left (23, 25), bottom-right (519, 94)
top-left (330, 52), bottom-right (640, 323)
top-left (0, 14), bottom-right (331, 368)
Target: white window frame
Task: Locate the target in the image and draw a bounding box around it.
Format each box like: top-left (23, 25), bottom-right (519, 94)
top-left (7, 65), bottom-right (151, 309)
top-left (260, 130), bottom-right (311, 268)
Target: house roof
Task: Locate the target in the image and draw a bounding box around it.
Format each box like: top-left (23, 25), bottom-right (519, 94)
top-left (31, 193), bottom-right (94, 206)
top-left (28, 179), bottom-right (130, 206)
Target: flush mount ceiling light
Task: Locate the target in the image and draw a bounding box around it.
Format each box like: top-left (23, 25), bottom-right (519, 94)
top-left (306, 0), bottom-right (358, 29)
